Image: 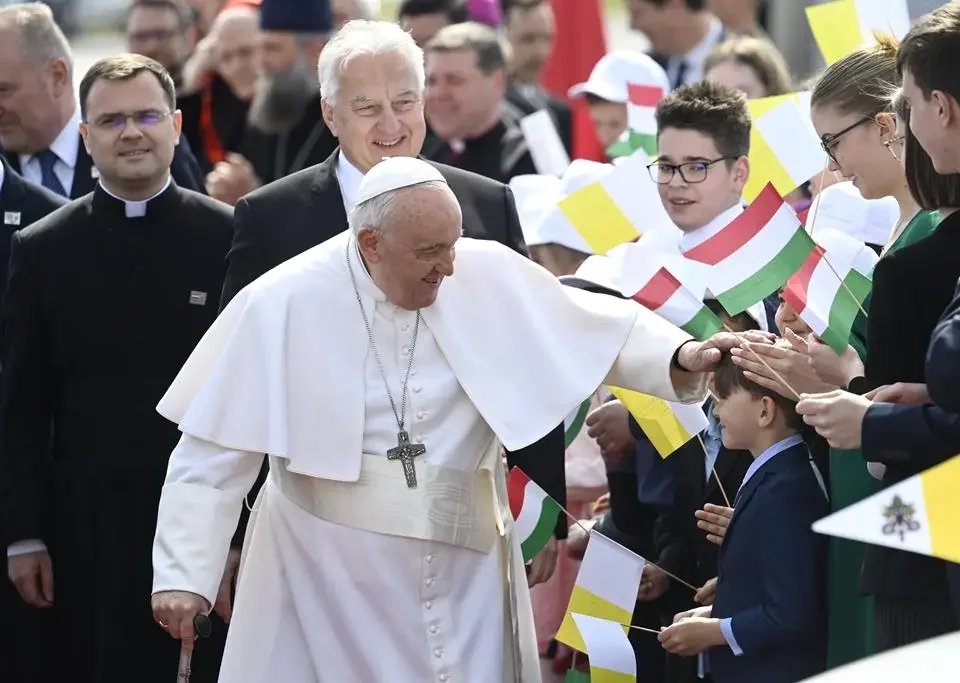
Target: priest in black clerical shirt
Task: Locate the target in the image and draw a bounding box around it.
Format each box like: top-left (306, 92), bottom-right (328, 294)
top-left (422, 21), bottom-right (538, 184)
top-left (0, 55), bottom-right (232, 683)
top-left (206, 0), bottom-right (339, 205)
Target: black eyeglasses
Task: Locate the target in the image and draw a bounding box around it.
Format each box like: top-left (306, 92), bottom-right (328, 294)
top-left (87, 110), bottom-right (173, 132)
top-left (819, 117), bottom-right (873, 163)
top-left (646, 157), bottom-right (736, 185)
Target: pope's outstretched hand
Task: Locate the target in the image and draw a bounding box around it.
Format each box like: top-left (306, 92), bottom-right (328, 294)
top-left (675, 333), bottom-right (743, 373)
top-left (152, 590), bottom-right (209, 652)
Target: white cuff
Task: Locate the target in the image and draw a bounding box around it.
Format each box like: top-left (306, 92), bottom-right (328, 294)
top-left (152, 482), bottom-right (243, 608)
top-left (7, 539), bottom-right (47, 557)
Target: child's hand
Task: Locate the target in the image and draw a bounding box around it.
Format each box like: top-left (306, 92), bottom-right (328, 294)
top-left (672, 605), bottom-right (712, 623)
top-left (658, 617), bottom-right (725, 657)
top-left (696, 504), bottom-right (734, 545)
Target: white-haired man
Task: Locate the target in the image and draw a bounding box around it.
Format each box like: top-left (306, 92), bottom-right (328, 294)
top-left (151, 156), bottom-right (734, 682)
top-left (0, 2), bottom-right (206, 197)
top-left (218, 18), bottom-right (568, 564)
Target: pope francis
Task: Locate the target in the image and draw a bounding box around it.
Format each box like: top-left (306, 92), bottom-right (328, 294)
top-left (150, 157), bottom-right (728, 682)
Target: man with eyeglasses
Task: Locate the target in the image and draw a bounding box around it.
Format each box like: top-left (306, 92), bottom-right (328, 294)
top-left (0, 3), bottom-right (207, 199)
top-left (126, 0), bottom-right (198, 91)
top-left (0, 54), bottom-right (232, 683)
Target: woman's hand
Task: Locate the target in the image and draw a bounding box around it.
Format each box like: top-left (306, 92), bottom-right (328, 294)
top-left (806, 334), bottom-right (864, 388)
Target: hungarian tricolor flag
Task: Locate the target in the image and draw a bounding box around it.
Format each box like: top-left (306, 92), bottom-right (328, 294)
top-left (607, 83), bottom-right (663, 159)
top-left (508, 467), bottom-right (562, 562)
top-left (683, 184), bottom-right (816, 315)
top-left (632, 267), bottom-right (723, 341)
top-left (782, 227), bottom-right (877, 354)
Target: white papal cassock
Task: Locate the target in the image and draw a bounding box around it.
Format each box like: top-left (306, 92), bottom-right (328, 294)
top-left (151, 228), bottom-right (707, 683)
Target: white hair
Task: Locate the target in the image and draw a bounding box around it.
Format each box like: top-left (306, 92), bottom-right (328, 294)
top-left (0, 3), bottom-right (73, 74)
top-left (318, 20), bottom-right (424, 106)
top-left (348, 180), bottom-right (450, 235)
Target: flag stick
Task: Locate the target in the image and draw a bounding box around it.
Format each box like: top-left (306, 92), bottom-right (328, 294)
top-left (696, 432), bottom-right (731, 508)
top-left (800, 161), bottom-right (870, 321)
top-left (515, 467), bottom-right (700, 593)
top-left (721, 322), bottom-right (804, 401)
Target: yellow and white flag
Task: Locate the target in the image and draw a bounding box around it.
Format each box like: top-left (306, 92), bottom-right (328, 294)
top-left (571, 613), bottom-right (637, 683)
top-left (556, 531), bottom-right (645, 652)
top-left (813, 454), bottom-right (960, 563)
top-left (609, 388), bottom-right (708, 458)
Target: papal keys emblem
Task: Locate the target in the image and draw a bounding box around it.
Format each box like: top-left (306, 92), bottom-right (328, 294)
top-left (882, 495), bottom-right (921, 541)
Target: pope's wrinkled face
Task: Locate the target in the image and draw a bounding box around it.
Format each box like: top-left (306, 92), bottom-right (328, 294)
top-left (322, 51), bottom-right (426, 173)
top-left (357, 185), bottom-right (463, 310)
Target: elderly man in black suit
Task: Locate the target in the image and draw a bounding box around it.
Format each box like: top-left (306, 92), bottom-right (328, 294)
top-left (0, 3), bottom-right (205, 197)
top-left (221, 17), bottom-right (564, 585)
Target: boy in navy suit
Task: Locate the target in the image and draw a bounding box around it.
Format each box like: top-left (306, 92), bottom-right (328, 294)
top-left (659, 354), bottom-right (829, 683)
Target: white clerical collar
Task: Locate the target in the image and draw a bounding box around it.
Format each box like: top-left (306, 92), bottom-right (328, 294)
top-left (22, 107), bottom-right (81, 172)
top-left (337, 151), bottom-right (366, 215)
top-left (679, 201), bottom-right (744, 254)
top-left (98, 175), bottom-right (172, 218)
top-left (348, 234), bottom-right (387, 303)
top-left (0, 160), bottom-right (5, 195)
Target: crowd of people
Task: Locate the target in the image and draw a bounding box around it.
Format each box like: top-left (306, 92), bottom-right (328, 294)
top-left (0, 0), bottom-right (959, 682)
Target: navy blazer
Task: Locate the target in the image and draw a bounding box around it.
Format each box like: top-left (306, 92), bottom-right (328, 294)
top-left (926, 278), bottom-right (960, 413)
top-left (709, 442), bottom-right (829, 683)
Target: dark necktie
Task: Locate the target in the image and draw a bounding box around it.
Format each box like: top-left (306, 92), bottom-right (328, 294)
top-left (37, 149), bottom-right (68, 197)
top-left (672, 60), bottom-right (689, 91)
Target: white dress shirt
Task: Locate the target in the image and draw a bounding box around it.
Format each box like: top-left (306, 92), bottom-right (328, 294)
top-left (18, 107), bottom-right (81, 195)
top-left (666, 17), bottom-right (725, 89)
top-left (336, 150), bottom-right (365, 216)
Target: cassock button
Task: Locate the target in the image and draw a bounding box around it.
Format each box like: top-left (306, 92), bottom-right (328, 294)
top-left (401, 323), bottom-right (410, 331)
top-left (425, 554), bottom-right (435, 563)
top-left (434, 648), bottom-right (443, 658)
top-left (429, 624), bottom-right (439, 635)
top-left (417, 411), bottom-right (425, 420)
top-left (401, 345), bottom-right (410, 355)
top-left (413, 386), bottom-right (422, 394)
top-left (425, 577), bottom-right (434, 587)
top-left (424, 600), bottom-right (434, 610)
top-left (439, 674), bottom-right (449, 682)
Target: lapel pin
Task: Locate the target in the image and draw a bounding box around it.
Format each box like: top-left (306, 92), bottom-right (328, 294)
top-left (189, 291), bottom-right (208, 306)
top-left (3, 211), bottom-right (21, 226)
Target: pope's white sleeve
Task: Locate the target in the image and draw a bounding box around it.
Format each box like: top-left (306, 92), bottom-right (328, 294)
top-left (603, 306), bottom-right (708, 403)
top-left (152, 433), bottom-right (264, 607)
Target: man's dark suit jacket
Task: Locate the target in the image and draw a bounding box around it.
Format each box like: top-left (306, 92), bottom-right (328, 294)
top-left (220, 149), bottom-right (566, 540)
top-left (0, 159), bottom-right (67, 299)
top-left (505, 83), bottom-right (573, 155)
top-left (0, 158), bottom-right (66, 683)
top-left (709, 441), bottom-right (828, 683)
top-left (926, 277), bottom-right (960, 413)
top-left (1, 134), bottom-right (206, 199)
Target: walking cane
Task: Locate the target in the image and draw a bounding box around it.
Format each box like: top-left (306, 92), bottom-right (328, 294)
top-left (177, 614), bottom-right (212, 683)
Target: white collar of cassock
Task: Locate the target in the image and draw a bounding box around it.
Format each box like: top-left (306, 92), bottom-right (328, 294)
top-left (337, 151), bottom-right (365, 215)
top-left (678, 201), bottom-right (744, 254)
top-left (98, 176), bottom-right (172, 218)
top-left (348, 234), bottom-right (388, 304)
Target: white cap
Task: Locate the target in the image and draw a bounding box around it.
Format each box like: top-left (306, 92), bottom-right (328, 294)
top-left (806, 181), bottom-right (898, 247)
top-left (354, 157), bottom-right (447, 206)
top-left (568, 50), bottom-right (670, 103)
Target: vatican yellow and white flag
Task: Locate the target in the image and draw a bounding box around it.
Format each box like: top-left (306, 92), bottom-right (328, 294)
top-left (812, 454), bottom-right (960, 563)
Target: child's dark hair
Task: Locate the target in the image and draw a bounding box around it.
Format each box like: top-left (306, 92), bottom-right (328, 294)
top-left (654, 81), bottom-right (751, 160)
top-left (713, 352), bottom-right (804, 430)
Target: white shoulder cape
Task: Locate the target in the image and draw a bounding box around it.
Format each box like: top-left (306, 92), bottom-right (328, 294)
top-left (158, 231), bottom-right (684, 480)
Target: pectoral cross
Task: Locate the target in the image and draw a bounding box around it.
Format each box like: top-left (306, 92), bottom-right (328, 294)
top-left (388, 430), bottom-right (426, 488)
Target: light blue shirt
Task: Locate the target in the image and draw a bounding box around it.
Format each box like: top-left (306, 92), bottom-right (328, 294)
top-left (701, 398), bottom-right (722, 483)
top-left (720, 433), bottom-right (806, 657)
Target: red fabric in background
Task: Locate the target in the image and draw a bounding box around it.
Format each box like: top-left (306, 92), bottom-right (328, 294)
top-left (540, 0), bottom-right (609, 161)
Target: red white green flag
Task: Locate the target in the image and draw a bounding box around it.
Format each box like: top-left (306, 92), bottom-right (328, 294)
top-left (508, 467), bottom-right (563, 562)
top-left (683, 183), bottom-right (816, 315)
top-left (782, 227), bottom-right (877, 354)
top-left (606, 84), bottom-right (663, 159)
top-left (564, 398), bottom-right (592, 447)
top-left (632, 267), bottom-right (723, 341)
